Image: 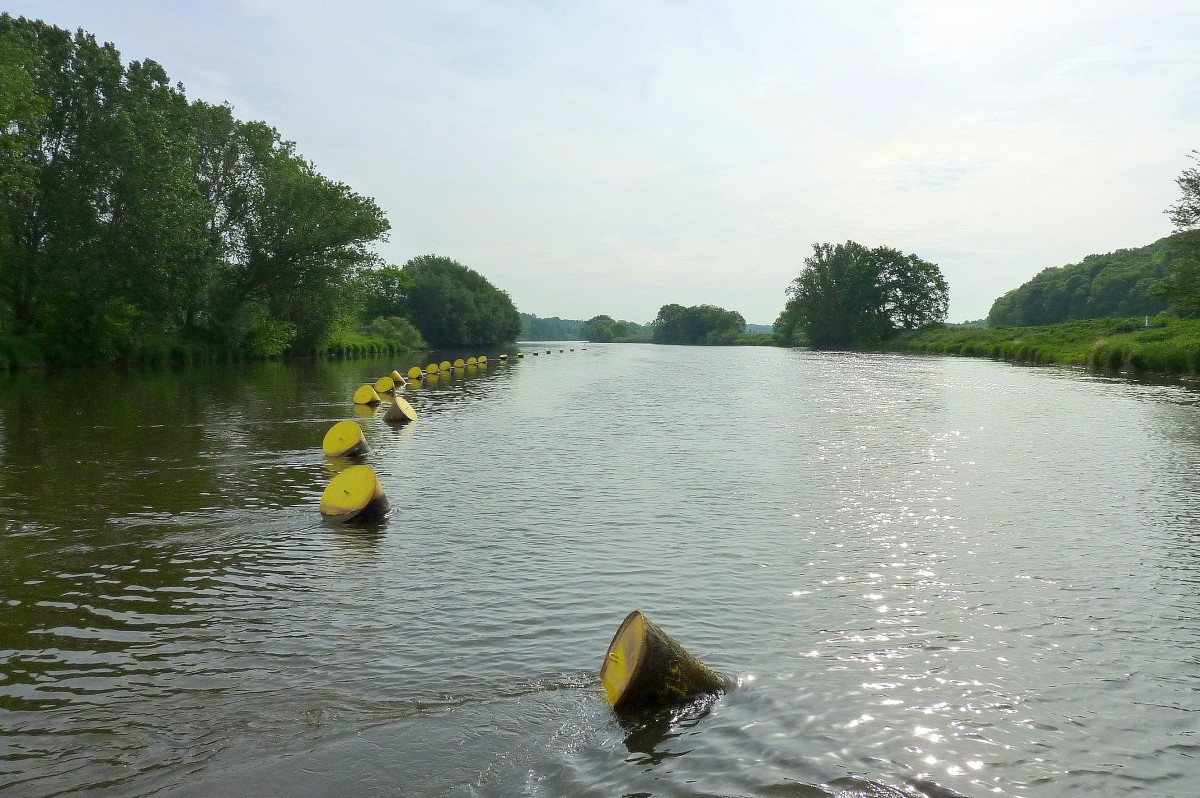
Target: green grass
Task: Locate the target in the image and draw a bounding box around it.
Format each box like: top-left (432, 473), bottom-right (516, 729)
top-left (890, 317), bottom-right (1200, 376)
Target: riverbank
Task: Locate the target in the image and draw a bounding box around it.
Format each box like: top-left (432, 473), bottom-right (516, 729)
top-left (0, 331), bottom-right (426, 372)
top-left (888, 317), bottom-right (1200, 377)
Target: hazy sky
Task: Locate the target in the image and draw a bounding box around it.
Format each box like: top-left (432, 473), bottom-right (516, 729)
top-left (11, 1), bottom-right (1200, 323)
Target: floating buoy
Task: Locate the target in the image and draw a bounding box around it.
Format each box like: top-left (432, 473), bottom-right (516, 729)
top-left (374, 375), bottom-right (396, 394)
top-left (322, 419), bottom-right (368, 457)
top-left (559, 349), bottom-right (564, 353)
top-left (452, 358), bottom-right (464, 369)
top-left (353, 385), bottom-right (382, 405)
top-left (498, 354), bottom-right (508, 360)
top-left (517, 352), bottom-right (525, 358)
top-left (426, 362), bottom-right (440, 375)
top-left (389, 370), bottom-right (405, 383)
top-left (439, 360), bottom-right (452, 372)
top-left (570, 349), bottom-right (575, 352)
top-left (383, 395), bottom-right (417, 424)
top-left (600, 611), bottom-right (726, 711)
top-left (467, 356), bottom-right (477, 366)
top-left (319, 464), bottom-right (389, 523)
top-left (408, 366), bottom-right (424, 380)
top-left (478, 355), bottom-right (488, 364)
top-left (545, 350), bottom-right (551, 354)
top-left (533, 351), bottom-right (539, 356)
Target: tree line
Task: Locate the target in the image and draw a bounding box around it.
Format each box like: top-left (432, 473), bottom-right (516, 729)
top-left (987, 152), bottom-right (1200, 328)
top-left (0, 16), bottom-right (518, 367)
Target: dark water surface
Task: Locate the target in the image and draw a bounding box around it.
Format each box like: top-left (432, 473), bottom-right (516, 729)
top-left (1, 346), bottom-right (1197, 797)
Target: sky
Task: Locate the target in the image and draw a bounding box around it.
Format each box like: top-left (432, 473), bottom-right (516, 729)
top-left (10, 1), bottom-right (1200, 324)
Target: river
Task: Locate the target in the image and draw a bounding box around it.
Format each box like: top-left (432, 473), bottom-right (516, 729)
top-left (1, 345), bottom-right (1197, 797)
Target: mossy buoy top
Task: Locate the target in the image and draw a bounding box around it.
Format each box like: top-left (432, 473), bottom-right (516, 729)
top-left (319, 464), bottom-right (388, 521)
top-left (353, 385), bottom-right (382, 405)
top-left (322, 419), bottom-right (368, 457)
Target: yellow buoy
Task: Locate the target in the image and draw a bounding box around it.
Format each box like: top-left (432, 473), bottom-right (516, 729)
top-left (467, 356), bottom-right (477, 366)
top-left (439, 360), bottom-right (452, 372)
top-left (453, 358), bottom-right (465, 369)
top-left (322, 420), bottom-right (368, 457)
top-left (374, 375), bottom-right (396, 394)
top-left (426, 362), bottom-right (440, 374)
top-left (517, 352), bottom-right (525, 358)
top-left (478, 355), bottom-right (488, 364)
top-left (319, 464), bottom-right (389, 523)
top-left (408, 366), bottom-right (424, 380)
top-left (600, 611), bottom-right (726, 711)
top-left (389, 370), bottom-right (405, 383)
top-left (384, 396), bottom-right (417, 424)
top-left (353, 385), bottom-right (382, 405)
top-left (498, 354), bottom-right (508, 360)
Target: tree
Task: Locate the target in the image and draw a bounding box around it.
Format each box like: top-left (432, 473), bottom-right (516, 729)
top-left (358, 265), bottom-right (413, 321)
top-left (777, 241), bottom-right (948, 348)
top-left (400, 254), bottom-right (520, 347)
top-left (581, 314), bottom-right (617, 342)
top-left (1166, 150), bottom-right (1200, 231)
top-left (0, 14), bottom-right (394, 363)
top-left (1156, 152), bottom-right (1200, 317)
top-left (651, 303), bottom-right (745, 345)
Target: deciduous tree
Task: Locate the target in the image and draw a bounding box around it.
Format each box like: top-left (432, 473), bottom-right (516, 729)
top-left (777, 241), bottom-right (948, 348)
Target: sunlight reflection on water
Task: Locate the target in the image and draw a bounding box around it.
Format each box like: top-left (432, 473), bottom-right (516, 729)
top-left (0, 349), bottom-right (1198, 797)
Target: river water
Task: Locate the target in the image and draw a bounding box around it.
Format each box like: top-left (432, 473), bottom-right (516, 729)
top-left (1, 345), bottom-right (1197, 797)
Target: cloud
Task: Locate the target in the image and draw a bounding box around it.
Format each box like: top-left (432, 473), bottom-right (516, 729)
top-left (10, 0), bottom-right (1200, 322)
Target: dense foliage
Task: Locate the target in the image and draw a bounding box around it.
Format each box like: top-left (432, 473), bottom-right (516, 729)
top-left (651, 303), bottom-right (745, 345)
top-left (0, 14), bottom-right (403, 364)
top-left (1166, 151), bottom-right (1200, 231)
top-left (892, 316), bottom-right (1200, 377)
top-left (398, 255), bottom-right (519, 348)
top-left (1154, 153), bottom-right (1200, 317)
top-left (520, 314), bottom-right (583, 341)
top-left (984, 237), bottom-right (1185, 326)
top-left (580, 315), bottom-right (652, 342)
top-left (775, 241), bottom-right (948, 348)
top-left (0, 15), bottom-right (402, 365)
top-left (518, 313), bottom-right (651, 342)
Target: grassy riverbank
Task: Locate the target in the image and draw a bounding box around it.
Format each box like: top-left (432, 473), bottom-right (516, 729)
top-left (890, 317), bottom-right (1200, 377)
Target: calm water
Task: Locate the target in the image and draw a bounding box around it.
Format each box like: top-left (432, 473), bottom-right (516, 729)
top-left (1, 345), bottom-right (1197, 797)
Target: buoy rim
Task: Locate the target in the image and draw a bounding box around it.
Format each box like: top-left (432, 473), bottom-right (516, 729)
top-left (601, 610), bottom-right (647, 707)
